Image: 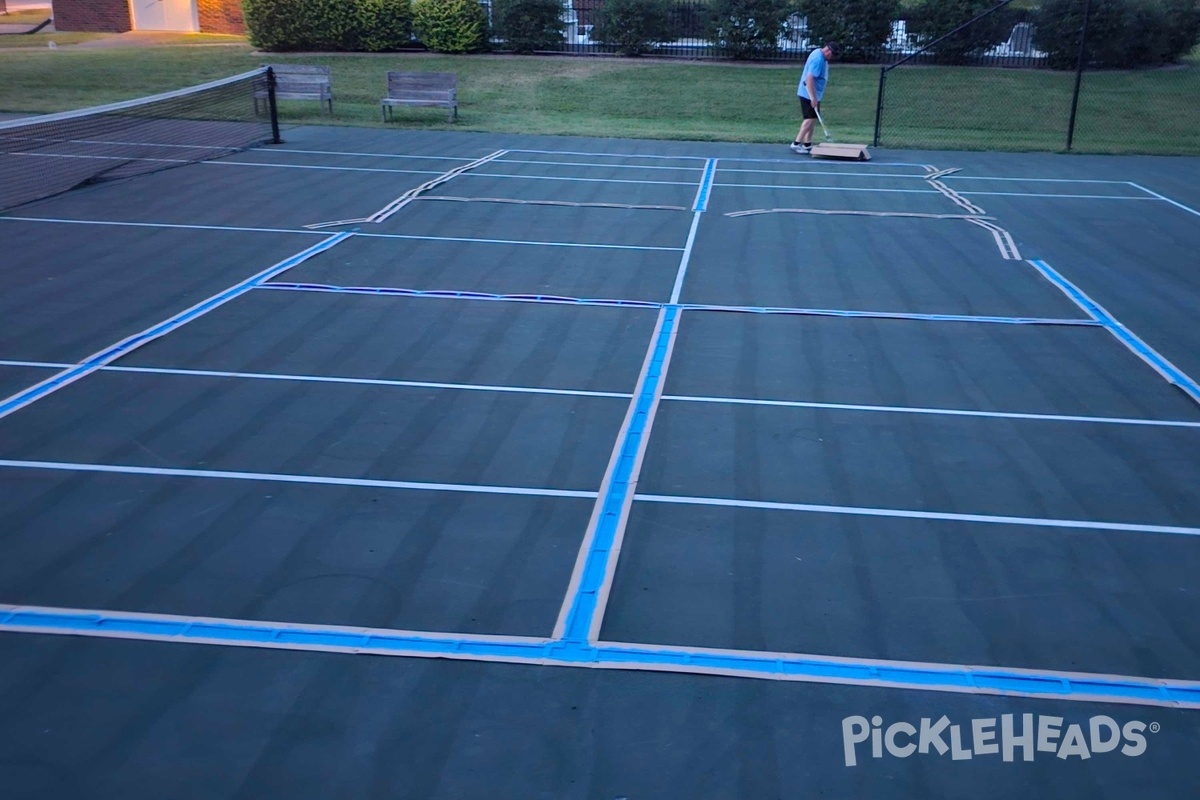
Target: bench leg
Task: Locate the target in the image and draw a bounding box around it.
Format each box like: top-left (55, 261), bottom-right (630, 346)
top-left (448, 106), bottom-right (456, 123)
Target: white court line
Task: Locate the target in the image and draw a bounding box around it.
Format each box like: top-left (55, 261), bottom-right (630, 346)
top-left (662, 394), bottom-right (1200, 429)
top-left (0, 360), bottom-right (634, 400)
top-left (5, 135), bottom-right (242, 151)
top-left (714, 182), bottom-right (1150, 201)
top-left (7, 151), bottom-right (190, 164)
top-left (350, 232), bottom-right (684, 251)
top-left (959, 191), bottom-right (1156, 201)
top-left (496, 157), bottom-right (704, 172)
top-left (0, 216), bottom-right (683, 251)
top-left (214, 160), bottom-right (444, 177)
top-left (716, 182), bottom-right (939, 194)
top-left (269, 147), bottom-right (476, 162)
top-left (0, 215), bottom-right (322, 236)
top-left (0, 459), bottom-right (598, 500)
top-left (213, 159), bottom-right (699, 187)
top-left (505, 148), bottom-right (708, 162)
top-left (1127, 182), bottom-right (1200, 218)
top-left (7, 362), bottom-right (1190, 429)
top-left (942, 175), bottom-right (1135, 185)
top-left (634, 494), bottom-right (1200, 537)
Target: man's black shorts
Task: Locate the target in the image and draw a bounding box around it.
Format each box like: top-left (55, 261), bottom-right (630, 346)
top-left (799, 97), bottom-right (818, 119)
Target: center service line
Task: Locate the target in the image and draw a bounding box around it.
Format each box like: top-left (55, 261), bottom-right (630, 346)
top-left (554, 158), bottom-right (712, 641)
top-left (0, 231), bottom-right (353, 422)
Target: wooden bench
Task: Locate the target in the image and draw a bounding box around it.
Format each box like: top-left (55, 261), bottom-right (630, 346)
top-left (255, 64), bottom-right (333, 116)
top-left (380, 72), bottom-right (457, 123)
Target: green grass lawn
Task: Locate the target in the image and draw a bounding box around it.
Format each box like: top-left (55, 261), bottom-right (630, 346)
top-left (0, 7), bottom-right (52, 24)
top-left (0, 42), bottom-right (1195, 154)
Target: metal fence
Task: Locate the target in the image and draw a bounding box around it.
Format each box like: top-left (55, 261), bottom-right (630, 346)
top-left (481, 0), bottom-right (1054, 64)
top-left (873, 0), bottom-right (1200, 154)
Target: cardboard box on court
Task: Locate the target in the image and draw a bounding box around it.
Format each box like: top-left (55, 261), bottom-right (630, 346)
top-left (811, 143), bottom-right (871, 161)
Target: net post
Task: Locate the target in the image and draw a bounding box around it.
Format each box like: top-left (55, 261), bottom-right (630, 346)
top-left (1065, 0), bottom-right (1092, 152)
top-left (873, 66), bottom-right (887, 148)
top-left (267, 66), bottom-right (282, 145)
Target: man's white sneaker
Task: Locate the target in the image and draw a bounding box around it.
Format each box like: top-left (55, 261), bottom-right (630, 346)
top-left (789, 142), bottom-right (812, 154)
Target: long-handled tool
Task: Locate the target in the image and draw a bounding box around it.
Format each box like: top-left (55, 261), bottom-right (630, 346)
top-left (810, 107), bottom-right (871, 161)
top-left (814, 107), bottom-right (834, 142)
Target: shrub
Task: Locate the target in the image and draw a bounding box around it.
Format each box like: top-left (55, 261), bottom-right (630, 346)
top-left (593, 0), bottom-right (674, 55)
top-left (358, 0), bottom-right (414, 51)
top-left (905, 0), bottom-right (1018, 64)
top-left (412, 0), bottom-right (489, 52)
top-left (1034, 0), bottom-right (1200, 68)
top-left (706, 0), bottom-right (790, 59)
top-left (493, 0), bottom-right (566, 52)
top-left (244, 0), bottom-right (412, 50)
top-left (795, 0), bottom-right (900, 63)
top-left (245, 0), bottom-right (351, 50)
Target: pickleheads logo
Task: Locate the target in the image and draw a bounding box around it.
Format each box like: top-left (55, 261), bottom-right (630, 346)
top-left (841, 714), bottom-right (1159, 767)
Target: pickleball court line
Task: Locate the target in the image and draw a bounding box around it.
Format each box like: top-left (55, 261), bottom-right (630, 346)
top-left (2, 603), bottom-right (1198, 709)
top-left (0, 232), bottom-right (354, 422)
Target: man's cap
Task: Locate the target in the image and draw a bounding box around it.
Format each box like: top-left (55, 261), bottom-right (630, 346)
top-left (825, 42), bottom-right (840, 56)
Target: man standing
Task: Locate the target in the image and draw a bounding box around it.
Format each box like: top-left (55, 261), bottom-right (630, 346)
top-left (790, 42), bottom-right (839, 155)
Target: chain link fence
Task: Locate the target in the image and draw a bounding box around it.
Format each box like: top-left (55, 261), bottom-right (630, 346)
top-left (874, 0), bottom-right (1200, 154)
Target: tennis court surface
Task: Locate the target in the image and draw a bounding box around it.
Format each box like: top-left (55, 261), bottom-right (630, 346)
top-left (3, 91), bottom-right (1200, 798)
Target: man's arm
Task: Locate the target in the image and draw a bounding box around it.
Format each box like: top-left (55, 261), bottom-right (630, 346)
top-left (806, 74), bottom-right (819, 109)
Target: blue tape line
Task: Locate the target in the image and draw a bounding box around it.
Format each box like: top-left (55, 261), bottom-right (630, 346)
top-left (693, 159), bottom-right (717, 212)
top-left (4, 607), bottom-right (1197, 706)
top-left (260, 283), bottom-right (1100, 327)
top-left (560, 306), bottom-right (679, 643)
top-left (0, 232), bottom-right (353, 419)
top-left (1029, 259), bottom-right (1200, 403)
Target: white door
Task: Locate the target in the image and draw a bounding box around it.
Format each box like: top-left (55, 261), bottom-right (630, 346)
top-left (130, 0), bottom-right (197, 31)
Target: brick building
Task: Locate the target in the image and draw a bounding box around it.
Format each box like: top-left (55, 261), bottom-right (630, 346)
top-left (52, 0), bottom-right (246, 33)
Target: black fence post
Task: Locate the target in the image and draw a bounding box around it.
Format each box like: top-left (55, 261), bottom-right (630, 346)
top-left (266, 66), bottom-right (282, 145)
top-left (1065, 0), bottom-right (1093, 151)
top-left (873, 66), bottom-right (887, 147)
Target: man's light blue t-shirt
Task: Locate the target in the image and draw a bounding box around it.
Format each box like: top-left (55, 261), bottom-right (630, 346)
top-left (797, 48), bottom-right (829, 101)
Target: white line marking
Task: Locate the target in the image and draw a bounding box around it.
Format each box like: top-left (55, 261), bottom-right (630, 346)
top-left (0, 233), bottom-right (351, 421)
top-left (670, 214), bottom-right (702, 305)
top-left (960, 192), bottom-right (1157, 201)
top-left (7, 152), bottom-right (190, 164)
top-left (1127, 182), bottom-right (1200, 218)
top-left (0, 360), bottom-right (633, 399)
top-left (0, 216), bottom-right (321, 236)
top-left (662, 394), bottom-right (1200, 428)
top-left (0, 459), bottom-right (598, 499)
top-left (634, 494), bottom-right (1200, 536)
top-left (0, 216), bottom-right (682, 251)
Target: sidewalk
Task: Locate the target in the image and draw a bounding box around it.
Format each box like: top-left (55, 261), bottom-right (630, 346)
top-left (66, 31), bottom-right (246, 47)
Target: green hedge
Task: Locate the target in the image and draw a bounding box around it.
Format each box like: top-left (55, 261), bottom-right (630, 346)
top-left (411, 0), bottom-right (490, 52)
top-left (1034, 0), bottom-right (1200, 68)
top-left (493, 0), bottom-right (566, 53)
top-left (593, 0), bottom-right (674, 56)
top-left (796, 0), bottom-right (900, 63)
top-left (904, 0), bottom-right (1019, 64)
top-left (706, 0), bottom-right (790, 59)
top-left (243, 0), bottom-right (413, 51)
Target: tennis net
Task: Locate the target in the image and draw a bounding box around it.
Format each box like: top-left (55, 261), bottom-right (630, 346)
top-left (0, 67), bottom-right (279, 212)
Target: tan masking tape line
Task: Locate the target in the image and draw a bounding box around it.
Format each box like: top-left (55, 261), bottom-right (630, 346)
top-left (725, 208), bottom-right (995, 220)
